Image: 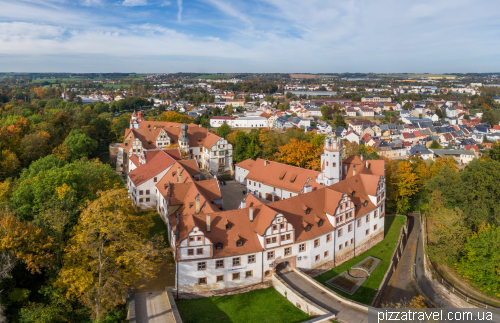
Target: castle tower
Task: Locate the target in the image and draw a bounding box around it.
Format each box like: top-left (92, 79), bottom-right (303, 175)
top-left (316, 136), bottom-right (342, 186)
top-left (179, 123), bottom-right (190, 154)
top-left (130, 110), bottom-right (138, 129)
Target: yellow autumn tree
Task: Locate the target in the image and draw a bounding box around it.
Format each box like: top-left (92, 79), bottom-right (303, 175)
top-left (164, 143), bottom-right (189, 160)
top-left (392, 160), bottom-right (419, 214)
top-left (56, 189), bottom-right (171, 320)
top-left (430, 157), bottom-right (457, 177)
top-left (0, 212), bottom-right (53, 274)
top-left (277, 138), bottom-right (321, 169)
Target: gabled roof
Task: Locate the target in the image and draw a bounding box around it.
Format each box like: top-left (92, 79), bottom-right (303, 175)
top-left (128, 150), bottom-right (176, 186)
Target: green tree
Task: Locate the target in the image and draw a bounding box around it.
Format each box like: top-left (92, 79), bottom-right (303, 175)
top-left (56, 189), bottom-right (170, 320)
top-left (62, 129), bottom-right (98, 162)
top-left (402, 101), bottom-right (414, 110)
top-left (457, 224), bottom-right (500, 297)
top-left (333, 115), bottom-right (346, 128)
top-left (482, 110), bottom-right (499, 127)
top-left (225, 105), bottom-right (234, 116)
top-left (216, 122), bottom-right (231, 139)
top-left (429, 140), bottom-right (442, 149)
top-left (320, 105), bottom-right (331, 121)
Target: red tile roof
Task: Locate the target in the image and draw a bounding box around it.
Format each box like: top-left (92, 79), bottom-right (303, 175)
top-left (128, 150), bottom-right (176, 186)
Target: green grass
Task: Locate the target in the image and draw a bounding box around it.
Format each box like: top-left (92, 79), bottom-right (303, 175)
top-left (103, 84), bottom-right (131, 88)
top-left (33, 78), bottom-right (84, 83)
top-left (176, 287), bottom-right (311, 323)
top-left (195, 74), bottom-right (233, 79)
top-left (315, 215), bottom-right (405, 305)
top-left (149, 212), bottom-right (169, 243)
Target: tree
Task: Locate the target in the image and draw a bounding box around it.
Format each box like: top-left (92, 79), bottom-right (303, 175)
top-left (56, 189), bottom-right (170, 320)
top-left (488, 141), bottom-right (500, 161)
top-left (216, 122), bottom-right (231, 139)
top-left (61, 129), bottom-right (98, 162)
top-left (333, 115), bottom-right (346, 128)
top-left (427, 190), bottom-right (470, 264)
top-left (358, 145), bottom-right (379, 160)
top-left (225, 105), bottom-right (234, 116)
top-left (402, 101), bottom-right (414, 110)
top-left (482, 110), bottom-right (499, 127)
top-left (259, 129), bottom-right (278, 161)
top-left (392, 160), bottom-right (419, 214)
top-left (429, 140), bottom-right (441, 149)
top-left (19, 131), bottom-right (51, 167)
top-left (164, 144), bottom-right (189, 160)
top-left (157, 111), bottom-right (193, 123)
top-left (320, 105), bottom-right (331, 121)
top-left (457, 224), bottom-right (500, 297)
top-left (276, 138), bottom-right (321, 169)
top-left (0, 150), bottom-right (21, 181)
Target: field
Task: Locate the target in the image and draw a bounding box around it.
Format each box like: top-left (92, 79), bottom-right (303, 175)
top-left (290, 74), bottom-right (338, 79)
top-left (315, 215), bottom-right (406, 305)
top-left (103, 84), bottom-right (131, 88)
top-left (195, 74), bottom-right (234, 79)
top-left (33, 78), bottom-right (85, 83)
top-left (405, 74), bottom-right (457, 79)
top-left (176, 287), bottom-right (311, 323)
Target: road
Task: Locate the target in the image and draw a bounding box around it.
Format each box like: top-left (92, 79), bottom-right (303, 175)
top-left (277, 268), bottom-right (368, 323)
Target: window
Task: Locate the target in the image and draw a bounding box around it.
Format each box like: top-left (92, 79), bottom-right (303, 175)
top-left (338, 228), bottom-right (343, 237)
top-left (267, 251), bottom-right (274, 260)
top-left (198, 277), bottom-right (207, 285)
top-left (154, 177), bottom-right (157, 182)
top-left (357, 219), bottom-right (362, 227)
top-left (264, 270), bottom-right (271, 277)
top-left (366, 229), bottom-right (370, 235)
top-left (284, 247), bottom-right (291, 256)
top-left (139, 198), bottom-right (143, 203)
top-left (146, 190), bottom-right (150, 195)
top-left (236, 240), bottom-right (243, 247)
top-left (326, 161), bottom-right (329, 166)
top-left (197, 262), bottom-right (206, 270)
top-left (314, 239), bottom-right (320, 248)
top-left (351, 238), bottom-right (354, 244)
top-left (197, 237), bottom-right (202, 241)
top-left (290, 193), bottom-right (292, 197)
top-left (272, 237), bottom-right (277, 243)
top-left (280, 223), bottom-right (285, 229)
top-left (226, 224), bottom-right (232, 230)
top-left (216, 242), bottom-right (223, 250)
top-left (366, 214), bottom-right (370, 222)
top-left (348, 224), bottom-right (353, 232)
top-left (146, 198), bottom-right (150, 202)
top-left (189, 237), bottom-right (194, 242)
top-left (248, 255), bottom-right (255, 263)
top-left (266, 238), bottom-right (271, 244)
top-left (273, 187), bottom-right (276, 192)
top-left (286, 233), bottom-right (291, 240)
top-left (299, 243), bottom-right (306, 252)
top-left (245, 270), bottom-right (253, 278)
top-left (345, 241), bottom-right (348, 247)
top-left (216, 275), bottom-right (224, 282)
top-left (249, 181), bottom-right (251, 185)
top-left (233, 257), bottom-right (240, 266)
top-left (326, 233), bottom-right (331, 242)
top-left (232, 273), bottom-right (240, 280)
top-left (315, 255), bottom-right (320, 261)
top-left (139, 190), bottom-right (143, 195)
top-left (254, 182), bottom-right (256, 186)
top-left (196, 248), bottom-right (203, 255)
top-left (187, 249), bottom-right (194, 256)
top-left (216, 260), bottom-right (224, 269)
top-left (324, 251), bottom-right (329, 257)
top-left (332, 162), bottom-right (336, 167)
top-left (339, 244), bottom-right (343, 250)
top-left (273, 225), bottom-right (277, 231)
top-left (259, 183), bottom-right (261, 188)
top-left (374, 210), bottom-right (378, 218)
top-left (374, 224), bottom-right (378, 231)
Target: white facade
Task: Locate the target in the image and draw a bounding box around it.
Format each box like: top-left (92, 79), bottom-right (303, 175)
top-left (210, 117), bottom-right (268, 128)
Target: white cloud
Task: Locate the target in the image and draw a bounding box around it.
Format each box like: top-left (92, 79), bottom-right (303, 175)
top-left (177, 0), bottom-right (182, 22)
top-left (122, 0), bottom-right (147, 6)
top-left (203, 0), bottom-right (251, 25)
top-left (81, 0), bottom-right (102, 6)
top-left (160, 0), bottom-right (170, 6)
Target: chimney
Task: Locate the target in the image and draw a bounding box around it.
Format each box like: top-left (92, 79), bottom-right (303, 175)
top-left (344, 164), bottom-right (347, 174)
top-left (177, 167), bottom-right (181, 183)
top-left (241, 200), bottom-right (246, 209)
top-left (206, 214), bottom-right (211, 233)
top-left (304, 185), bottom-right (312, 193)
top-left (249, 207), bottom-right (254, 222)
top-left (360, 155), bottom-right (364, 161)
top-left (264, 160), bottom-right (267, 166)
top-left (195, 195), bottom-right (200, 214)
top-left (366, 160), bottom-right (369, 168)
top-left (353, 169), bottom-right (357, 176)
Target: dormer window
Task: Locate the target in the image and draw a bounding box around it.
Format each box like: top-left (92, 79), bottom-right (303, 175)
top-left (236, 240), bottom-right (243, 247)
top-left (216, 242), bottom-right (223, 250)
top-left (226, 224), bottom-right (232, 230)
top-left (304, 225), bottom-right (311, 232)
top-left (318, 219), bottom-right (323, 227)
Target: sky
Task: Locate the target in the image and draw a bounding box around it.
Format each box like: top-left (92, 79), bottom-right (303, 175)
top-left (1, 0), bottom-right (500, 73)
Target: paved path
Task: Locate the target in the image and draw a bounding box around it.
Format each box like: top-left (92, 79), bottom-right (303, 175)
top-left (134, 291), bottom-right (176, 323)
top-left (278, 269), bottom-right (368, 323)
top-left (379, 214), bottom-right (419, 305)
top-left (414, 213), bottom-right (452, 308)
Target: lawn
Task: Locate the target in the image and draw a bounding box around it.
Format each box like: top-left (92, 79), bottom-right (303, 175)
top-left (149, 212), bottom-right (169, 243)
top-left (315, 215), bottom-right (406, 305)
top-left (176, 287), bottom-right (311, 323)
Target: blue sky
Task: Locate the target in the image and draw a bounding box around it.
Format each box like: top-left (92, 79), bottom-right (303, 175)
top-left (1, 0), bottom-right (500, 73)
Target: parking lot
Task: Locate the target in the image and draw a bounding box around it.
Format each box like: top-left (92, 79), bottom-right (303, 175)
top-left (220, 180), bottom-right (247, 210)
